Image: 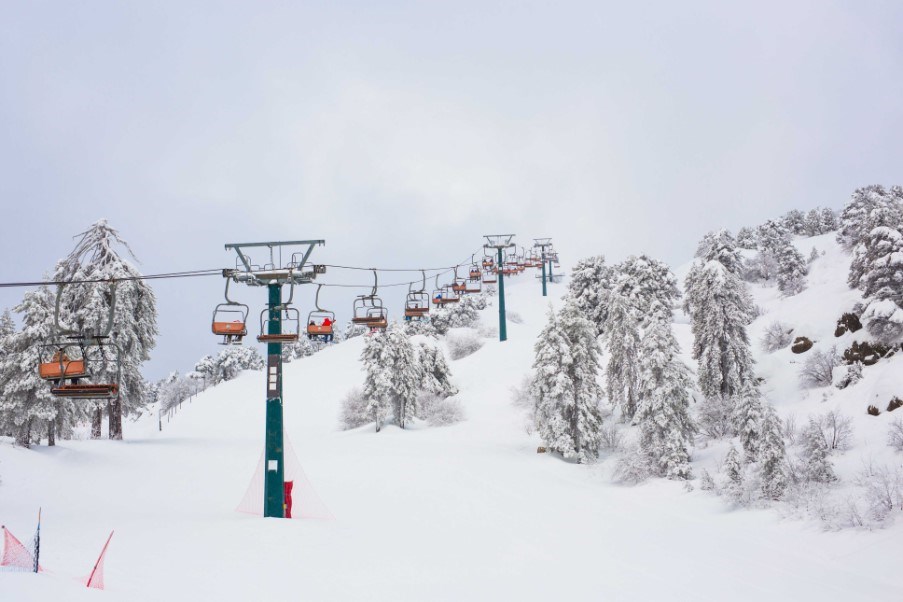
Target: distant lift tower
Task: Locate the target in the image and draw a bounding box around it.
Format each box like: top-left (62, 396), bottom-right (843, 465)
top-left (533, 238), bottom-right (553, 297)
top-left (484, 234), bottom-right (515, 342)
top-left (224, 240), bottom-right (325, 518)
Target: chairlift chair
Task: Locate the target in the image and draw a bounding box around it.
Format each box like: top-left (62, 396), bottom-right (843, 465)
top-left (405, 271), bottom-right (430, 320)
top-left (38, 281), bottom-right (121, 400)
top-left (212, 277), bottom-right (249, 344)
top-left (351, 270), bottom-right (389, 330)
top-left (482, 269), bottom-right (497, 284)
top-left (257, 281), bottom-right (301, 343)
top-left (307, 284), bottom-right (336, 339)
top-left (432, 274), bottom-right (460, 305)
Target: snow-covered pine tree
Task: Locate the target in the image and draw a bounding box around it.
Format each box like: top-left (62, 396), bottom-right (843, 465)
top-left (733, 384), bottom-right (764, 461)
top-left (736, 227), bottom-right (758, 250)
top-left (604, 289), bottom-right (641, 421)
top-left (721, 444), bottom-right (744, 499)
top-left (531, 303), bottom-right (604, 462)
top-left (695, 230), bottom-right (745, 278)
top-left (417, 342), bottom-right (457, 398)
top-left (836, 185), bottom-right (903, 250)
top-left (51, 220), bottom-right (158, 439)
top-left (782, 209), bottom-right (807, 236)
top-left (683, 259), bottom-right (756, 402)
top-left (758, 403), bottom-right (788, 500)
top-left (776, 244), bottom-right (808, 296)
top-left (0, 309), bottom-right (14, 340)
top-left (361, 330), bottom-right (391, 432)
top-left (818, 207), bottom-right (838, 233)
top-left (635, 302), bottom-right (695, 479)
top-left (215, 346), bottom-right (264, 382)
top-left (360, 325), bottom-right (421, 430)
top-left (755, 219), bottom-right (791, 282)
top-left (854, 226), bottom-right (903, 344)
top-left (566, 255), bottom-right (614, 334)
top-left (613, 255), bottom-right (680, 325)
top-left (0, 287), bottom-right (66, 447)
top-left (802, 418), bottom-right (837, 483)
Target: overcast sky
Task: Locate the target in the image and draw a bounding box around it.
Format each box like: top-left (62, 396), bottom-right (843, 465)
top-left (2, 1), bottom-right (901, 380)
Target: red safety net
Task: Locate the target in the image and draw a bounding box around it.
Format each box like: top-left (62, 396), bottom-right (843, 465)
top-left (85, 531), bottom-right (114, 590)
top-left (236, 436), bottom-right (333, 519)
top-left (1, 526), bottom-right (39, 572)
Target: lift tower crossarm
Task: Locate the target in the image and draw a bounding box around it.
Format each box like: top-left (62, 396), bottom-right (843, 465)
top-left (225, 240), bottom-right (325, 286)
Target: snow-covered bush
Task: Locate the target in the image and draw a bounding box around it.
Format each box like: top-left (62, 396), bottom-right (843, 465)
top-left (696, 395), bottom-right (733, 439)
top-left (507, 311), bottom-right (523, 324)
top-left (340, 387), bottom-right (371, 430)
top-left (417, 392), bottom-right (464, 426)
top-left (447, 328), bottom-right (484, 360)
top-left (760, 321), bottom-right (794, 353)
top-left (598, 422), bottom-right (624, 453)
top-left (430, 296), bottom-right (481, 335)
top-left (509, 375), bottom-right (534, 409)
top-left (798, 347), bottom-right (840, 388)
top-left (343, 321), bottom-right (369, 340)
top-left (782, 413), bottom-right (799, 445)
top-left (854, 462), bottom-right (903, 524)
top-left (833, 363), bottom-right (863, 390)
top-left (888, 417), bottom-right (903, 452)
top-left (812, 411), bottom-right (854, 451)
top-left (614, 445), bottom-right (654, 484)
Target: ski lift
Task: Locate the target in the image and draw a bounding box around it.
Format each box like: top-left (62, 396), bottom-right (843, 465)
top-left (481, 252), bottom-right (495, 269)
top-left (258, 281), bottom-right (301, 343)
top-left (432, 274), bottom-right (460, 306)
top-left (404, 270), bottom-right (430, 320)
top-left (482, 268), bottom-right (497, 284)
top-left (307, 284), bottom-right (335, 339)
top-left (212, 276), bottom-right (249, 344)
top-left (451, 267), bottom-right (468, 294)
top-left (38, 281), bottom-right (121, 400)
top-left (351, 270), bottom-right (388, 330)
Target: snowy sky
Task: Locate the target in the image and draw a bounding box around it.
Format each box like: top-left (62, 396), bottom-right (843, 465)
top-left (2, 1), bottom-right (902, 379)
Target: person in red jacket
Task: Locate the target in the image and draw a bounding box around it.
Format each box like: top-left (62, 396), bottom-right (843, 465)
top-left (321, 316), bottom-right (333, 342)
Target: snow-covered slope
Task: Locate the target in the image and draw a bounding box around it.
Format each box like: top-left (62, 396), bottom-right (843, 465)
top-left (2, 269), bottom-right (902, 601)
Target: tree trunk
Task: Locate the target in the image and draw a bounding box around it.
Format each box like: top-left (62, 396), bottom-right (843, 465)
top-left (91, 407), bottom-right (103, 439)
top-left (47, 421), bottom-right (55, 446)
top-left (108, 399), bottom-right (123, 440)
top-left (16, 418), bottom-right (32, 448)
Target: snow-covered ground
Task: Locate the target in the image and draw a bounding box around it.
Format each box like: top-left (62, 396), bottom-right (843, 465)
top-left (2, 261), bottom-right (902, 600)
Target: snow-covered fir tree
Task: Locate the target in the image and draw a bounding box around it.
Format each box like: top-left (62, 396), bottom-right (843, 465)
top-left (836, 184), bottom-right (903, 250)
top-left (754, 219), bottom-right (791, 282)
top-left (531, 303), bottom-right (604, 462)
top-left (634, 302), bottom-right (695, 479)
top-left (604, 289), bottom-right (641, 421)
top-left (735, 227), bottom-right (758, 250)
top-left (684, 258), bottom-right (756, 402)
top-left (695, 230), bottom-right (745, 278)
top-left (802, 418), bottom-right (837, 483)
top-left (417, 342), bottom-right (457, 398)
top-left (733, 384), bottom-right (764, 461)
top-left (0, 287), bottom-right (68, 447)
top-left (854, 226), bottom-right (903, 344)
top-left (782, 209), bottom-right (807, 235)
top-left (612, 255), bottom-right (680, 325)
top-left (193, 346), bottom-right (264, 385)
top-left (758, 403), bottom-right (788, 500)
top-left (721, 444), bottom-right (744, 499)
top-left (0, 309), bottom-right (14, 340)
top-left (51, 220), bottom-right (158, 439)
top-left (566, 255), bottom-right (614, 334)
top-left (776, 244), bottom-right (808, 296)
top-left (360, 324), bottom-right (421, 431)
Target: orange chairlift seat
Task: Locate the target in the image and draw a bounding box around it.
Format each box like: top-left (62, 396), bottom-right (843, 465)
top-left (257, 282), bottom-right (301, 343)
top-left (39, 280), bottom-right (122, 401)
top-left (307, 284), bottom-right (336, 337)
top-left (405, 271), bottom-right (430, 319)
top-left (212, 278), bottom-right (249, 344)
top-left (351, 270), bottom-right (389, 330)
